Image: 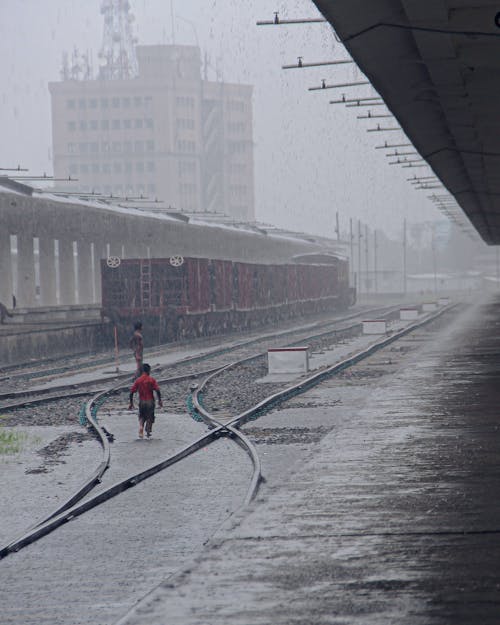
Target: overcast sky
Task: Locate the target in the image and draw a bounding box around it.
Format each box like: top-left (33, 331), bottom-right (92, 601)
top-left (0, 0), bottom-right (446, 240)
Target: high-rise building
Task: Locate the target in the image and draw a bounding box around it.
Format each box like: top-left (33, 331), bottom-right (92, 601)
top-left (49, 44), bottom-right (255, 221)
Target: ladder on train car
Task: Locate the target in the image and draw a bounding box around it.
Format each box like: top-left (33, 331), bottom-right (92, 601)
top-left (140, 260), bottom-right (152, 308)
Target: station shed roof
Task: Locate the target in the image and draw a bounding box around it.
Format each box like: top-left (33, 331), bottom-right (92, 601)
top-left (313, 1), bottom-right (500, 244)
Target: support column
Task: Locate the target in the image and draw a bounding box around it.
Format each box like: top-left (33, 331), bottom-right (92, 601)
top-left (39, 237), bottom-right (57, 306)
top-left (58, 239), bottom-right (76, 305)
top-left (0, 229), bottom-right (13, 305)
top-left (77, 240), bottom-right (93, 304)
top-left (16, 234), bottom-right (36, 308)
top-left (94, 241), bottom-right (106, 304)
top-left (105, 242), bottom-right (121, 258)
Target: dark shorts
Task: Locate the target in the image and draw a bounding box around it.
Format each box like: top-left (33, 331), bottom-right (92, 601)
top-left (138, 400), bottom-right (155, 422)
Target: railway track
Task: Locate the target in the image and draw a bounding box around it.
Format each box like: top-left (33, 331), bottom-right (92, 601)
top-left (2, 306), bottom-right (374, 385)
top-left (0, 303), bottom-right (401, 413)
top-left (0, 301), bottom-right (457, 561)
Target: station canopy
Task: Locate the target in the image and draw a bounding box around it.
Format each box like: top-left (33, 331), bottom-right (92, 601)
top-left (313, 0), bottom-right (500, 244)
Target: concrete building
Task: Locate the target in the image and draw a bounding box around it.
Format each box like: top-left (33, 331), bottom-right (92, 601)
top-left (49, 45), bottom-right (255, 221)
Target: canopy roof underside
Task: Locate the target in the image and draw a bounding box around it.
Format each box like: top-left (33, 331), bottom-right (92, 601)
top-left (313, 0), bottom-right (500, 244)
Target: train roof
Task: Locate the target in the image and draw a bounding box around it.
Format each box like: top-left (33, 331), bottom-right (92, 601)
top-left (291, 252), bottom-right (348, 265)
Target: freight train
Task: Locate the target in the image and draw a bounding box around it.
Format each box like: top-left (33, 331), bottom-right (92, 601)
top-left (101, 253), bottom-right (355, 345)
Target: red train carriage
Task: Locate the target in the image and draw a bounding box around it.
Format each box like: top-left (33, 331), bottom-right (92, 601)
top-left (101, 254), bottom-right (355, 346)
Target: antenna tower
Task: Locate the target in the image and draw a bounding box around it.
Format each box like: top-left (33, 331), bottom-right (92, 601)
top-left (98, 0), bottom-right (138, 80)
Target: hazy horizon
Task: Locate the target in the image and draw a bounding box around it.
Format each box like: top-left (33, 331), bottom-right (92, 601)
top-left (0, 0), bottom-right (471, 243)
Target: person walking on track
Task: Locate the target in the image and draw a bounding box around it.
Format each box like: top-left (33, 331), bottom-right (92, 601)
top-left (128, 363), bottom-right (162, 439)
top-left (129, 321), bottom-right (144, 379)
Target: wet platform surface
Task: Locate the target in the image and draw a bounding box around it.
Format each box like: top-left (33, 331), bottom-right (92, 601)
top-left (120, 296), bottom-right (500, 624)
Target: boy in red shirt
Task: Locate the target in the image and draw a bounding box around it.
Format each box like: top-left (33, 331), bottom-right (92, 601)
top-left (128, 363), bottom-right (162, 439)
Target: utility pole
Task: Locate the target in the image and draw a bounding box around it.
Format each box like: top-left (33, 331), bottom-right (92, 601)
top-left (349, 217), bottom-right (354, 287)
top-left (335, 211), bottom-right (340, 241)
top-left (358, 219), bottom-right (362, 295)
top-left (365, 223), bottom-right (369, 293)
top-left (496, 247), bottom-right (499, 290)
top-left (403, 218), bottom-right (407, 296)
top-left (432, 226), bottom-right (438, 294)
top-left (374, 229), bottom-right (378, 294)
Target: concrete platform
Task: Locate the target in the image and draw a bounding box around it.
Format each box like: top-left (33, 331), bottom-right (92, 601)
top-left (119, 296), bottom-right (500, 624)
top-left (0, 318), bottom-right (107, 367)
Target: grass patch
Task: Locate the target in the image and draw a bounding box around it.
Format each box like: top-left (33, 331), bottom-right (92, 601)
top-left (0, 428), bottom-right (28, 455)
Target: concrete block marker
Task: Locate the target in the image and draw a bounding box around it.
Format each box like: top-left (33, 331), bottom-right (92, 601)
top-left (422, 302), bottom-right (438, 312)
top-left (400, 308), bottom-right (419, 321)
top-left (362, 319), bottom-right (387, 335)
top-left (268, 346), bottom-right (309, 374)
top-left (439, 297), bottom-right (450, 306)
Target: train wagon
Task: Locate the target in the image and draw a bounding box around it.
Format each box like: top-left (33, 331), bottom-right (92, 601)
top-left (101, 254), bottom-right (355, 345)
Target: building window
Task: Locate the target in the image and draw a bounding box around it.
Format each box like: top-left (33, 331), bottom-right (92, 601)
top-left (67, 99), bottom-right (76, 110)
top-left (113, 162), bottom-right (122, 174)
top-left (230, 184), bottom-right (247, 197)
top-left (79, 120), bottom-right (87, 131)
top-left (112, 97), bottom-right (120, 108)
top-left (145, 118), bottom-right (153, 129)
top-left (146, 140), bottom-right (154, 152)
top-left (67, 142), bottom-right (76, 153)
top-left (176, 96), bottom-right (194, 109)
top-left (124, 119), bottom-right (132, 129)
top-left (124, 141), bottom-right (132, 153)
top-left (80, 163), bottom-right (89, 174)
top-left (78, 98), bottom-right (86, 110)
top-left (147, 183), bottom-right (156, 194)
top-left (134, 141), bottom-right (144, 153)
top-left (135, 119), bottom-right (143, 129)
top-left (134, 96), bottom-right (143, 107)
top-left (79, 142), bottom-right (88, 154)
top-left (100, 98), bottom-right (109, 109)
top-left (112, 141), bottom-right (121, 153)
top-left (90, 120), bottom-right (98, 130)
top-left (68, 121), bottom-right (76, 131)
top-left (125, 162), bottom-right (132, 173)
top-left (89, 98), bottom-right (98, 109)
top-left (92, 163), bottom-right (99, 174)
top-left (69, 163), bottom-right (78, 174)
top-left (228, 121), bottom-right (246, 133)
top-left (135, 161), bottom-right (144, 173)
top-left (101, 119), bottom-right (109, 131)
top-left (102, 163), bottom-right (111, 174)
top-left (101, 141), bottom-right (110, 152)
top-left (176, 118), bottom-right (194, 130)
top-left (230, 162), bottom-right (247, 173)
top-left (180, 183), bottom-right (197, 195)
top-left (229, 140), bottom-right (247, 154)
top-left (122, 97), bottom-right (131, 108)
top-left (144, 96), bottom-right (152, 108)
top-left (179, 160), bottom-right (196, 175)
top-left (112, 119), bottom-right (121, 130)
top-left (90, 142), bottom-right (98, 153)
top-left (146, 161), bottom-right (155, 172)
top-left (229, 100), bottom-right (244, 112)
top-left (177, 139), bottom-right (195, 153)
